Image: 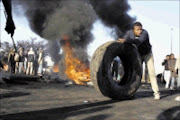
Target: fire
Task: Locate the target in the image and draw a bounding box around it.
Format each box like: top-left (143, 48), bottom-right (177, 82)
top-left (63, 35), bottom-right (90, 85)
top-left (53, 65), bottom-right (59, 72)
top-left (3, 64), bottom-right (8, 71)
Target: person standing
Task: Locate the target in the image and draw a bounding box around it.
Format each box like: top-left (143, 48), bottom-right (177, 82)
top-left (37, 48), bottom-right (44, 76)
top-left (34, 49), bottom-right (39, 75)
top-left (175, 57), bottom-right (180, 89)
top-left (23, 50), bottom-right (28, 74)
top-left (168, 54), bottom-right (177, 89)
top-left (8, 49), bottom-right (15, 73)
top-left (26, 47), bottom-right (35, 75)
top-left (14, 50), bottom-right (19, 73)
top-left (162, 55), bottom-right (171, 88)
top-left (118, 22), bottom-right (160, 99)
top-left (112, 57), bottom-right (119, 81)
top-left (0, 55), bottom-right (3, 70)
top-left (18, 47), bottom-right (25, 74)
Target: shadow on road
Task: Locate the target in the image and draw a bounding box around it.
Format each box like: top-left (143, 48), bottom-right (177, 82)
top-left (0, 99), bottom-right (119, 120)
top-left (157, 106), bottom-right (180, 120)
top-left (80, 114), bottom-right (111, 120)
top-left (0, 92), bottom-right (30, 99)
top-left (135, 89), bottom-right (179, 99)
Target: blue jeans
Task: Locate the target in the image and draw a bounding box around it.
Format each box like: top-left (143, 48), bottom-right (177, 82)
top-left (18, 62), bottom-right (24, 73)
top-left (38, 64), bottom-right (43, 74)
top-left (177, 77), bottom-right (180, 88)
top-left (170, 77), bottom-right (176, 88)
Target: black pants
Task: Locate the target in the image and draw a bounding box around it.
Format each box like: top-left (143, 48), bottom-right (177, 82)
top-left (112, 67), bottom-right (118, 79)
top-left (10, 62), bottom-right (15, 73)
top-left (0, 60), bottom-right (3, 69)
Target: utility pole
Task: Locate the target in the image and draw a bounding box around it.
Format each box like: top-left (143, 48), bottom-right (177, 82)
top-left (171, 28), bottom-right (173, 53)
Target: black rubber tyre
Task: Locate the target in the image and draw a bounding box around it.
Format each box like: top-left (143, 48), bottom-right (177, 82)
top-left (90, 41), bottom-right (142, 100)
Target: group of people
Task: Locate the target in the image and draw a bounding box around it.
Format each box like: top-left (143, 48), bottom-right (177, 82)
top-left (8, 47), bottom-right (44, 76)
top-left (1, 0), bottom-right (179, 101)
top-left (162, 53), bottom-right (179, 89)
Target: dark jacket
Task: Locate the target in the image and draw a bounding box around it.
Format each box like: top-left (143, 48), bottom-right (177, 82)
top-left (112, 59), bottom-right (119, 71)
top-left (168, 58), bottom-right (177, 78)
top-left (162, 59), bottom-right (169, 70)
top-left (28, 54), bottom-right (35, 62)
top-left (124, 29), bottom-right (152, 56)
top-left (10, 54), bottom-right (15, 63)
top-left (19, 54), bottom-right (25, 62)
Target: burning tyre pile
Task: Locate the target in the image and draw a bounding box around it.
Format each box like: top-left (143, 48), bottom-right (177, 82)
top-left (59, 35), bottom-right (91, 85)
top-left (90, 41), bottom-right (142, 100)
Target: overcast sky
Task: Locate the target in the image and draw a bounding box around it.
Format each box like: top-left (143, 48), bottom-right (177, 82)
top-left (0, 0), bottom-right (179, 74)
top-left (89, 0), bottom-right (180, 74)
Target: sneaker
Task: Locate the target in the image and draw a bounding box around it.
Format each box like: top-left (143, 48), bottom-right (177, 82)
top-left (154, 94), bottom-right (160, 100)
top-left (175, 96), bottom-right (180, 101)
top-left (170, 87), bottom-right (175, 90)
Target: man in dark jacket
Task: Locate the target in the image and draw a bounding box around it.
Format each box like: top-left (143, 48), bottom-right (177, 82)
top-left (162, 55), bottom-right (171, 88)
top-left (112, 57), bottom-right (119, 81)
top-left (18, 47), bottom-right (25, 74)
top-left (26, 48), bottom-right (35, 75)
top-left (8, 49), bottom-right (15, 73)
top-left (118, 22), bottom-right (160, 100)
top-left (0, 55), bottom-right (3, 69)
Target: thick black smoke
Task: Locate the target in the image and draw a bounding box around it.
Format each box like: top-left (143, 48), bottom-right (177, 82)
top-left (12, 0), bottom-right (135, 80)
top-left (13, 0), bottom-right (62, 36)
top-left (13, 0), bottom-right (95, 64)
top-left (47, 40), bottom-right (61, 65)
top-left (90, 0), bottom-right (135, 38)
top-left (13, 0), bottom-right (95, 46)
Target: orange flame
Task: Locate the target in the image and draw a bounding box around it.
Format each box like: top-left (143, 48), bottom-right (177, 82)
top-left (3, 64), bottom-right (8, 71)
top-left (63, 35), bottom-right (90, 85)
top-left (53, 65), bottom-right (59, 72)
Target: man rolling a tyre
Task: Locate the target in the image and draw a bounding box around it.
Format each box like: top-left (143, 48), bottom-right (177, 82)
top-left (118, 22), bottom-right (160, 100)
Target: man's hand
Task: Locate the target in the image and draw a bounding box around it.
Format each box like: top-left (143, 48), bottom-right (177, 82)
top-left (117, 39), bottom-right (126, 43)
top-left (5, 17), bottom-right (15, 37)
top-left (2, 0), bottom-right (16, 37)
top-left (169, 67), bottom-right (174, 72)
top-left (169, 67), bottom-right (172, 71)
